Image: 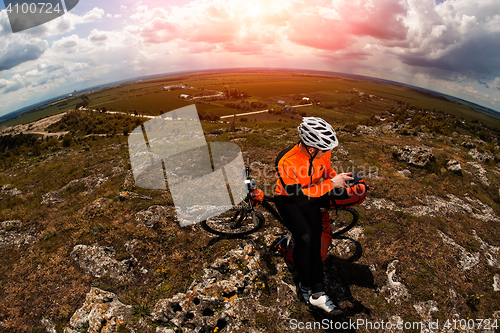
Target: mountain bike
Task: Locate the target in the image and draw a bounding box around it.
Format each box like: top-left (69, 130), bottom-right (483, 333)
top-left (200, 159), bottom-right (362, 241)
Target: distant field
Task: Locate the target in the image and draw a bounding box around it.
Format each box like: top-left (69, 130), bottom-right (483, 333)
top-left (97, 90), bottom-right (195, 114)
top-left (3, 69), bottom-right (500, 130)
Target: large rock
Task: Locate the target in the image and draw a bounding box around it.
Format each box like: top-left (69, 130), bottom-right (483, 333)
top-left (467, 161), bottom-right (490, 186)
top-left (80, 198), bottom-right (112, 215)
top-left (364, 194), bottom-right (499, 222)
top-left (0, 220), bottom-right (37, 248)
top-left (1, 184), bottom-right (22, 196)
top-left (461, 141), bottom-right (476, 149)
top-left (468, 148), bottom-right (494, 162)
top-left (70, 244), bottom-right (140, 281)
top-left (356, 125), bottom-right (381, 137)
top-left (438, 230), bottom-right (480, 271)
top-left (151, 241), bottom-right (296, 332)
top-left (64, 288), bottom-right (132, 333)
top-left (446, 159), bottom-right (462, 175)
top-left (394, 146), bottom-right (435, 167)
top-left (134, 205), bottom-right (173, 227)
top-left (41, 174), bottom-right (109, 205)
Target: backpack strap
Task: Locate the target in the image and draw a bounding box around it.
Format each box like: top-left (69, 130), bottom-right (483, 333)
top-left (275, 143), bottom-right (319, 206)
top-left (275, 145), bottom-right (298, 196)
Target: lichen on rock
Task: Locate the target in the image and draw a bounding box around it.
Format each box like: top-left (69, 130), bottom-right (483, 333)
top-left (394, 146), bottom-right (435, 168)
top-left (64, 288), bottom-right (132, 333)
top-left (151, 240), bottom-right (296, 332)
top-left (70, 244), bottom-right (143, 281)
top-left (0, 220), bottom-right (37, 248)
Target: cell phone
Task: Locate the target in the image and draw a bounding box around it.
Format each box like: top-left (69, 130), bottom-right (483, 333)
top-left (347, 172), bottom-right (363, 185)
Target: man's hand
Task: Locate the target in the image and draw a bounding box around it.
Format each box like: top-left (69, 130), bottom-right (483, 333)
top-left (332, 172), bottom-right (354, 188)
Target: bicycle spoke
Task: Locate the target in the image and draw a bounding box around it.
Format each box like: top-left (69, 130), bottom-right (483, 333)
top-left (201, 206), bottom-right (265, 238)
top-left (326, 207), bottom-right (359, 239)
top-left (329, 236), bottom-right (362, 262)
top-left (324, 207), bottom-right (362, 261)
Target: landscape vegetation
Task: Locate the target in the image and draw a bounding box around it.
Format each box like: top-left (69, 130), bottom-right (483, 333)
top-left (0, 69), bottom-right (499, 332)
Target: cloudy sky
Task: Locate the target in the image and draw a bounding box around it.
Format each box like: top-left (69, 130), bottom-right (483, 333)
top-left (1, 0), bottom-right (500, 117)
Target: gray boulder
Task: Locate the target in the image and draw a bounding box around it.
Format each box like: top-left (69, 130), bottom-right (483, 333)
top-left (151, 240), bottom-right (296, 332)
top-left (394, 146), bottom-right (435, 168)
top-left (0, 220), bottom-right (37, 248)
top-left (64, 288), bottom-right (132, 333)
top-left (446, 160), bottom-right (462, 175)
top-left (468, 148), bottom-right (494, 162)
top-left (461, 142), bottom-right (476, 149)
top-left (70, 244), bottom-right (139, 281)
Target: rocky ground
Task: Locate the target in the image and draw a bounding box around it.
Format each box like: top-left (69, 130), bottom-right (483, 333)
top-left (0, 111), bottom-right (499, 332)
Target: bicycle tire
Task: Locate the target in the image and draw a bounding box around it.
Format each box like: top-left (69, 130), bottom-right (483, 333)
top-left (326, 207), bottom-right (359, 239)
top-left (200, 207), bottom-right (265, 238)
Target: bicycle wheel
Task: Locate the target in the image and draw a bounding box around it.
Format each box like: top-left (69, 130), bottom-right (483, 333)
top-left (200, 207), bottom-right (265, 238)
top-left (325, 207), bottom-right (359, 239)
top-left (325, 207), bottom-right (361, 261)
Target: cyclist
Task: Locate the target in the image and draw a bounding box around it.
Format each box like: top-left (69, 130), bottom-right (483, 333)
top-left (274, 117), bottom-right (353, 314)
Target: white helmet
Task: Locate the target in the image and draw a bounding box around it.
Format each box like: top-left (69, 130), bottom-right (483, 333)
top-left (298, 117), bottom-right (338, 150)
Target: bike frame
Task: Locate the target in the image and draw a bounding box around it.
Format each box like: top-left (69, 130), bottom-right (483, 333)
top-left (201, 159), bottom-right (359, 239)
top-left (245, 159), bottom-right (358, 238)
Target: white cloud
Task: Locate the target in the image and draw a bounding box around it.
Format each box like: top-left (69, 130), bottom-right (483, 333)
top-left (52, 34), bottom-right (80, 53)
top-left (88, 29), bottom-right (108, 44)
top-left (492, 77), bottom-right (500, 87)
top-left (0, 9), bottom-right (12, 35)
top-left (80, 7), bottom-right (105, 23)
top-left (128, 0), bottom-right (290, 53)
top-left (25, 69), bottom-right (39, 77)
top-left (0, 74), bottom-right (25, 93)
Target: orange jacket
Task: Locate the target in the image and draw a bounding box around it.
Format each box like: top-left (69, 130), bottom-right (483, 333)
top-left (275, 144), bottom-right (337, 199)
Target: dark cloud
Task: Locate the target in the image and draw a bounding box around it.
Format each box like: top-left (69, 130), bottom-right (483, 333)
top-left (0, 39), bottom-right (48, 71)
top-left (3, 81), bottom-right (24, 93)
top-left (477, 80), bottom-right (489, 88)
top-left (400, 33), bottom-right (500, 76)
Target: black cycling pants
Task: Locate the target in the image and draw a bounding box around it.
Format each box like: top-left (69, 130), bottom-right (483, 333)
top-left (274, 195), bottom-right (325, 293)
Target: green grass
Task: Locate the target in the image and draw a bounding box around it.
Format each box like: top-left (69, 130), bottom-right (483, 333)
top-left (92, 90), bottom-right (194, 115)
top-left (5, 69), bottom-right (499, 131)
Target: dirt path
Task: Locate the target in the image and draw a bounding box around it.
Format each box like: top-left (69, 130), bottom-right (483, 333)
top-left (0, 112), bottom-right (70, 138)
